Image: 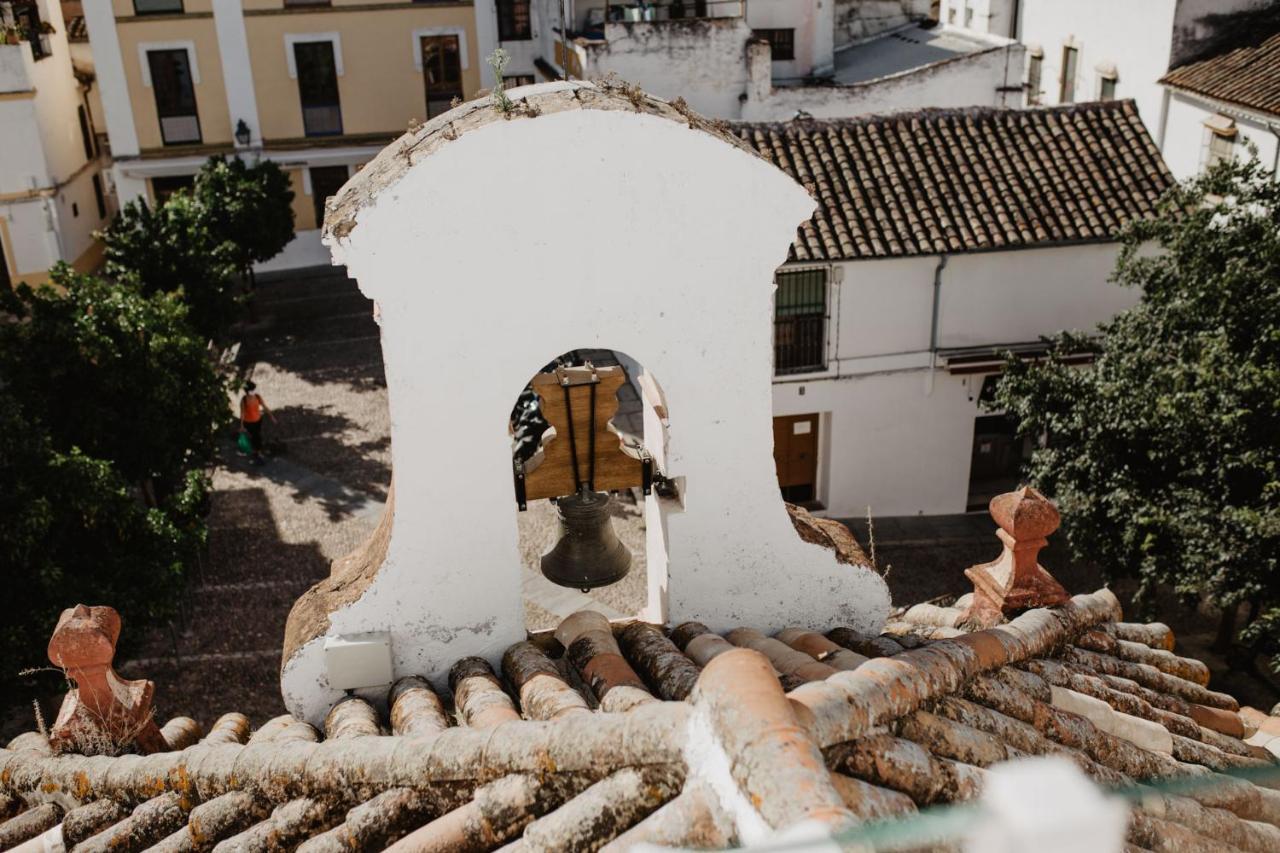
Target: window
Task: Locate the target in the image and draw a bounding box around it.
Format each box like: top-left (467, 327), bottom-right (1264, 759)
top-left (77, 104), bottom-right (96, 160)
top-left (294, 41), bottom-right (343, 136)
top-left (92, 173), bottom-right (107, 219)
top-left (309, 165), bottom-right (349, 229)
top-left (497, 0), bottom-right (532, 41)
top-left (147, 49), bottom-right (201, 145)
top-left (151, 174), bottom-right (194, 206)
top-left (753, 28), bottom-right (795, 62)
top-left (1059, 45), bottom-right (1078, 102)
top-left (964, 2), bottom-right (973, 28)
top-left (0, 232), bottom-right (10, 288)
top-left (133, 0), bottom-right (184, 13)
top-left (504, 74), bottom-right (535, 87)
top-left (1204, 116), bottom-right (1237, 169)
top-left (774, 268), bottom-right (827, 375)
top-left (12, 1), bottom-right (51, 60)
top-left (1098, 75), bottom-right (1116, 100)
top-left (421, 35), bottom-right (463, 119)
top-left (1026, 54), bottom-right (1043, 105)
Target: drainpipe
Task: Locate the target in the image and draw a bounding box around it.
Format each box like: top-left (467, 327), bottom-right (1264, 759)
top-left (927, 254), bottom-right (948, 396)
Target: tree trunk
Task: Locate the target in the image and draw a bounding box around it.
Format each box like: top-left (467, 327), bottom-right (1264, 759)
top-left (1213, 603), bottom-right (1238, 654)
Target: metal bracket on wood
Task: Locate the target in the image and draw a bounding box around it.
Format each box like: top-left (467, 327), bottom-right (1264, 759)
top-left (641, 450), bottom-right (653, 496)
top-left (513, 458), bottom-right (528, 511)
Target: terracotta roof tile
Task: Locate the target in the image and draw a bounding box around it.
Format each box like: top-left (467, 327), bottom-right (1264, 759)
top-left (4, 586), bottom-right (1280, 850)
top-left (1161, 16), bottom-right (1280, 117)
top-left (736, 101), bottom-right (1174, 262)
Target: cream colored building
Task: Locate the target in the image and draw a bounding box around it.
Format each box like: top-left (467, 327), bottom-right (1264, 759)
top-left (1, 0), bottom-right (111, 287)
top-left (85, 0), bottom-right (487, 269)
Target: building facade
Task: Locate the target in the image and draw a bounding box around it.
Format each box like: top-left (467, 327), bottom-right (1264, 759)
top-left (739, 101), bottom-right (1174, 518)
top-left (1158, 16), bottom-right (1280, 181)
top-left (1, 0), bottom-right (111, 287)
top-left (84, 0), bottom-right (485, 269)
top-left (941, 0), bottom-right (1275, 178)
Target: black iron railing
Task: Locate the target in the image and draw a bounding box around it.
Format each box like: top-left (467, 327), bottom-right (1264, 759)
top-left (774, 268), bottom-right (828, 375)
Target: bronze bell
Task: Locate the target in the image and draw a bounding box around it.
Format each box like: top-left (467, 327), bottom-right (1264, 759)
top-left (541, 490), bottom-right (631, 591)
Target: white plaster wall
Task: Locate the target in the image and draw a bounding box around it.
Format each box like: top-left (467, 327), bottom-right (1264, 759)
top-left (584, 19), bottom-right (754, 119)
top-left (212, 0), bottom-right (262, 147)
top-left (284, 90), bottom-right (891, 723)
top-left (0, 96), bottom-right (49, 195)
top-left (51, 166), bottom-right (107, 265)
top-left (743, 42), bottom-right (1021, 121)
top-left (1016, 0), bottom-right (1176, 134)
top-left (0, 199), bottom-right (58, 277)
top-left (21, 0), bottom-right (86, 185)
top-left (1160, 91), bottom-right (1280, 181)
top-left (83, 0), bottom-right (140, 157)
top-left (746, 0), bottom-right (833, 78)
top-left (774, 368), bottom-right (981, 516)
top-left (934, 242), bottom-right (1133, 349)
top-left (834, 0), bottom-right (931, 48)
top-left (939, 0), bottom-right (1018, 36)
top-left (771, 242), bottom-right (1136, 517)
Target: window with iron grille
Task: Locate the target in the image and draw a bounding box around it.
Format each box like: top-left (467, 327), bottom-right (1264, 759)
top-left (504, 74), bottom-right (535, 87)
top-left (774, 269), bottom-right (827, 375)
top-left (295, 40), bottom-right (343, 137)
top-left (497, 0), bottom-right (532, 41)
top-left (1026, 54), bottom-right (1042, 105)
top-left (309, 165), bottom-right (349, 229)
top-left (1099, 74), bottom-right (1117, 100)
top-left (753, 28), bottom-right (795, 61)
top-left (1206, 129), bottom-right (1236, 168)
top-left (148, 49), bottom-right (201, 145)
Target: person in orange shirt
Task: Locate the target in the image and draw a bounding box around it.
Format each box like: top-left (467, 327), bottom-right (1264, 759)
top-left (239, 380), bottom-right (275, 465)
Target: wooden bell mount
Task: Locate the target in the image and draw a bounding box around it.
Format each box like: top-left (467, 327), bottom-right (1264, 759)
top-left (514, 363), bottom-right (651, 506)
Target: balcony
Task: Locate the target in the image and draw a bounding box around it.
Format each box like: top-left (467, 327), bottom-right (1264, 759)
top-left (2, 1), bottom-right (52, 61)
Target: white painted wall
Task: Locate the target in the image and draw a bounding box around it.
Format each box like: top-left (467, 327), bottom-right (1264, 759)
top-left (834, 0), bottom-right (932, 48)
top-left (582, 19), bottom-right (755, 119)
top-left (212, 0), bottom-right (262, 147)
top-left (1160, 90), bottom-right (1280, 181)
top-left (771, 242), bottom-right (1136, 517)
top-left (82, 0), bottom-right (139, 157)
top-left (743, 40), bottom-right (1023, 121)
top-left (746, 0), bottom-right (834, 78)
top-left (282, 84), bottom-right (892, 724)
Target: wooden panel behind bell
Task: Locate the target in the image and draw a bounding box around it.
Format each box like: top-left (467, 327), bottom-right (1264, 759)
top-left (522, 365), bottom-right (646, 501)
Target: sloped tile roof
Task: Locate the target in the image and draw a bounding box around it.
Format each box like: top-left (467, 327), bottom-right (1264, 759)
top-left (3, 591), bottom-right (1279, 851)
top-left (734, 101), bottom-right (1174, 262)
top-left (1160, 26), bottom-right (1280, 118)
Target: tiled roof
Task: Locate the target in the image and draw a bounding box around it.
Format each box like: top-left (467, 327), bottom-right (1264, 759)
top-left (1160, 24), bottom-right (1280, 118)
top-left (4, 592), bottom-right (1279, 850)
top-left (733, 101), bottom-right (1174, 262)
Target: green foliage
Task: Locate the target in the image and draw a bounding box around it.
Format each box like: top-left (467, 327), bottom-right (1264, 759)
top-left (102, 192), bottom-right (239, 339)
top-left (0, 389), bottom-right (206, 680)
top-left (193, 155), bottom-right (295, 275)
top-left (0, 266), bottom-right (228, 499)
top-left (100, 155), bottom-right (295, 339)
top-left (992, 156), bottom-right (1280, 664)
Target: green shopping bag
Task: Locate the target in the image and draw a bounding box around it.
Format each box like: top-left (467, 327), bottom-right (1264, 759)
top-left (237, 431), bottom-right (253, 454)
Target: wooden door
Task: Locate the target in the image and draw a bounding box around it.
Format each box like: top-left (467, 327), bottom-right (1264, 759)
top-left (773, 413), bottom-right (819, 503)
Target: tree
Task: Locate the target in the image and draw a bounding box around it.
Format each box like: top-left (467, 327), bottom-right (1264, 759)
top-left (992, 156), bottom-right (1280, 666)
top-left (0, 266), bottom-right (228, 499)
top-left (193, 155), bottom-right (295, 284)
top-left (0, 389), bottom-right (206, 683)
top-left (102, 192), bottom-right (239, 339)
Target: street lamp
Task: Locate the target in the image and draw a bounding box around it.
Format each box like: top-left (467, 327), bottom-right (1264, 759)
top-left (235, 119), bottom-right (252, 147)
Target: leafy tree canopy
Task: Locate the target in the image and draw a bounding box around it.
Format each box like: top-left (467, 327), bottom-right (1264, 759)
top-left (993, 156), bottom-right (1280, 664)
top-left (102, 191), bottom-right (238, 339)
top-left (0, 388), bottom-right (206, 682)
top-left (0, 266), bottom-right (229, 495)
top-left (193, 155), bottom-right (295, 277)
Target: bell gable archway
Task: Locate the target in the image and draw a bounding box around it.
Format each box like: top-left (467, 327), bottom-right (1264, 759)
top-left (281, 82), bottom-right (890, 725)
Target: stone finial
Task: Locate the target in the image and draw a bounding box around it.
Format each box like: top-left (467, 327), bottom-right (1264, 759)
top-left (46, 604), bottom-right (166, 754)
top-left (961, 487), bottom-right (1070, 629)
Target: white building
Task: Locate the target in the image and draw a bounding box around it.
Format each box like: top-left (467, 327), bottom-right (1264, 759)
top-left (490, 0), bottom-right (1022, 120)
top-left (1158, 15), bottom-right (1280, 180)
top-left (0, 0), bottom-right (111, 287)
top-left (736, 99), bottom-right (1174, 518)
top-left (939, 0), bottom-right (1274, 177)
